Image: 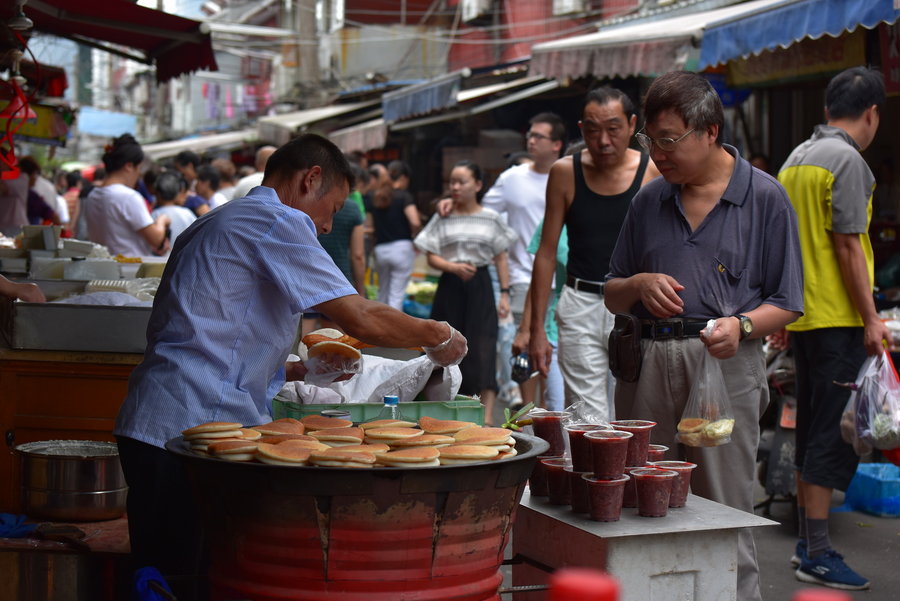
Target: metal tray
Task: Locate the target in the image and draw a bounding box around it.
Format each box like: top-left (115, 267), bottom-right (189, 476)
top-left (0, 280), bottom-right (150, 354)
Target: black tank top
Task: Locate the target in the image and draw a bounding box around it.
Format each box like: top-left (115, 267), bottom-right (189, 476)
top-left (565, 151), bottom-right (649, 282)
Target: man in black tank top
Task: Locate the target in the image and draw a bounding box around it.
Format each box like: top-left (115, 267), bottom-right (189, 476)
top-left (528, 88), bottom-right (658, 421)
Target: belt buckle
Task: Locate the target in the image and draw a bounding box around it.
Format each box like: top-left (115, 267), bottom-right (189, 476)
top-left (653, 320), bottom-right (683, 340)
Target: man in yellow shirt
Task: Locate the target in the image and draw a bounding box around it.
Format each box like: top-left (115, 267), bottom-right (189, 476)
top-left (778, 66), bottom-right (888, 591)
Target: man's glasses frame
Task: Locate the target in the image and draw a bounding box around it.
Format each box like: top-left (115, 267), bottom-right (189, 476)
top-left (635, 128), bottom-right (696, 153)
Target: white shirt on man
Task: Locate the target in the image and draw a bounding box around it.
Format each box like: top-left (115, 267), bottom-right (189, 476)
top-left (480, 163), bottom-right (549, 287)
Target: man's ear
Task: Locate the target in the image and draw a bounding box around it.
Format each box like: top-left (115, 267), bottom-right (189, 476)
top-left (300, 165), bottom-right (322, 195)
top-left (705, 123), bottom-right (719, 144)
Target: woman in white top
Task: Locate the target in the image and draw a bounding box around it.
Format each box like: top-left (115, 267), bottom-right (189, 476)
top-left (85, 134), bottom-right (170, 257)
top-left (414, 160), bottom-right (517, 423)
top-left (150, 171), bottom-right (196, 256)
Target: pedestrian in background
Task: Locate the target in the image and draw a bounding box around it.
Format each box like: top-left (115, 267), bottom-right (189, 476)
top-left (605, 71), bottom-right (804, 601)
top-left (150, 171), bottom-right (196, 255)
top-left (368, 159), bottom-right (420, 310)
top-left (415, 160), bottom-right (516, 422)
top-left (778, 66), bottom-right (887, 591)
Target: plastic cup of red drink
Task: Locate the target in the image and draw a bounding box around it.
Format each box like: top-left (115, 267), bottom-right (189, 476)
top-left (621, 466), bottom-right (645, 508)
top-left (565, 423), bottom-right (608, 472)
top-left (649, 460), bottom-right (697, 507)
top-left (584, 430), bottom-right (632, 479)
top-left (609, 420), bottom-right (656, 467)
top-left (583, 474), bottom-right (630, 522)
top-left (529, 454), bottom-right (561, 497)
top-left (531, 411), bottom-right (573, 457)
top-left (567, 468), bottom-right (592, 514)
top-left (542, 457), bottom-right (572, 506)
top-left (632, 468), bottom-right (678, 517)
top-left (647, 444), bottom-right (669, 462)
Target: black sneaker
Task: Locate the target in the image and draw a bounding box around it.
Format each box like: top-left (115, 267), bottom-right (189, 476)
top-left (795, 549), bottom-right (870, 590)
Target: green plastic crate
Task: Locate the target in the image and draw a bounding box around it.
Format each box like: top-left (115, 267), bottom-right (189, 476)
top-left (272, 395), bottom-right (484, 425)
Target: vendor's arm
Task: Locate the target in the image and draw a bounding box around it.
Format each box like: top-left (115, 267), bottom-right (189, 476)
top-left (0, 275), bottom-right (46, 302)
top-left (529, 159), bottom-right (569, 376)
top-left (494, 251), bottom-right (510, 319)
top-left (833, 231), bottom-right (890, 355)
top-left (604, 273), bottom-right (685, 318)
top-left (427, 251), bottom-right (476, 281)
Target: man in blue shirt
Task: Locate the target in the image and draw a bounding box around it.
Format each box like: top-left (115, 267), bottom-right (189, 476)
top-left (114, 134), bottom-right (466, 595)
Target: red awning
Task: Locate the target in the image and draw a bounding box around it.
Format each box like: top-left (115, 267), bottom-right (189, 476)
top-left (23, 0), bottom-right (217, 82)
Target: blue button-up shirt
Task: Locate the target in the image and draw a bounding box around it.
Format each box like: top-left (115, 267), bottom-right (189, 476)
top-left (115, 187), bottom-right (357, 448)
top-left (608, 145), bottom-right (804, 320)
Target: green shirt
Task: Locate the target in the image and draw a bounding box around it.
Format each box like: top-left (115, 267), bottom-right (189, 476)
top-left (528, 221), bottom-right (568, 344)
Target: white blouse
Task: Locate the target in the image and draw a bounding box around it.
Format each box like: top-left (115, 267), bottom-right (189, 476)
top-left (414, 207), bottom-right (518, 267)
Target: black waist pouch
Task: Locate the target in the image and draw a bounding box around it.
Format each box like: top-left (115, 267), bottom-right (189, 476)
top-left (609, 313), bottom-right (642, 383)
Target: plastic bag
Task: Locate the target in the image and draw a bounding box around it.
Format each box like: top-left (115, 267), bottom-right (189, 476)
top-left (840, 352), bottom-right (900, 454)
top-left (303, 353), bottom-right (363, 387)
top-left (677, 321), bottom-right (735, 447)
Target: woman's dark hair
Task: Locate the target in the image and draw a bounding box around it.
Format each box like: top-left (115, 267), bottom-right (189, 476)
top-left (387, 160), bottom-right (411, 182)
top-left (102, 134), bottom-right (144, 173)
top-left (155, 171), bottom-right (187, 202)
top-left (264, 133), bottom-right (354, 198)
top-left (349, 163), bottom-right (369, 192)
top-left (174, 150), bottom-right (200, 169)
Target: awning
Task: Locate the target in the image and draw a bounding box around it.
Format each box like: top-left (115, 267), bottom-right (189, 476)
top-left (382, 69), bottom-right (471, 124)
top-left (700, 0), bottom-right (900, 68)
top-left (257, 101), bottom-right (379, 146)
top-left (24, 0), bottom-right (217, 82)
top-left (141, 128), bottom-right (258, 161)
top-left (328, 118), bottom-right (387, 153)
top-left (390, 77), bottom-right (560, 131)
top-left (530, 0), bottom-right (787, 80)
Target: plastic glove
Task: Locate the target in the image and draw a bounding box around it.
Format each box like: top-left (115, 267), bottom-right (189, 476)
top-left (423, 321), bottom-right (468, 367)
top-left (303, 353), bottom-right (363, 387)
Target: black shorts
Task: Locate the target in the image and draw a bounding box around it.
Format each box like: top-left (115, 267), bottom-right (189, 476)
top-left (792, 328), bottom-right (866, 491)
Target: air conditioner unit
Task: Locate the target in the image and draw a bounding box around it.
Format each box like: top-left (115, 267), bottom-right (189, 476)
top-left (552, 0), bottom-right (587, 16)
top-left (461, 0), bottom-right (493, 24)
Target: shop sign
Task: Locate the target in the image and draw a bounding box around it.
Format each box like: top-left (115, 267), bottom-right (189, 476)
top-left (880, 22), bottom-right (900, 95)
top-left (727, 30), bottom-right (865, 87)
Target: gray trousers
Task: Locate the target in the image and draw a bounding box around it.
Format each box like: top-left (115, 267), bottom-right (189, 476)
top-left (615, 337), bottom-right (768, 601)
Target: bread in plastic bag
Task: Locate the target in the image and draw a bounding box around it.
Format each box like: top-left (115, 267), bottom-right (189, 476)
top-left (677, 322), bottom-right (735, 447)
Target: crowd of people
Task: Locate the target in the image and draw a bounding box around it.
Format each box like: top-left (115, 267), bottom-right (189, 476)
top-left (0, 65), bottom-right (887, 598)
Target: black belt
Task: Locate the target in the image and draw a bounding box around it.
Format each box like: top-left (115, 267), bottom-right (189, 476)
top-left (640, 319), bottom-right (709, 340)
top-left (565, 275), bottom-right (604, 295)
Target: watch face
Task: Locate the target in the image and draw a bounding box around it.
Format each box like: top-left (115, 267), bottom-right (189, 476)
top-left (740, 316), bottom-right (753, 335)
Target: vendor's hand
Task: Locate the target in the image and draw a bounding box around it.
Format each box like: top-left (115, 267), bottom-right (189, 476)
top-left (436, 197), bottom-right (453, 217)
top-left (766, 328), bottom-right (790, 351)
top-left (423, 321), bottom-right (468, 366)
top-left (13, 282), bottom-right (46, 303)
top-left (529, 330), bottom-right (553, 377)
top-left (637, 273), bottom-right (685, 318)
top-left (497, 294), bottom-right (510, 320)
top-left (512, 327), bottom-right (530, 356)
top-left (455, 262), bottom-right (477, 281)
top-left (700, 317), bottom-right (740, 359)
top-left (864, 318), bottom-right (891, 356)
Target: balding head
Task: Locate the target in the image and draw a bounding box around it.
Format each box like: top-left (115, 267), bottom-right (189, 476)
top-left (255, 146), bottom-right (277, 172)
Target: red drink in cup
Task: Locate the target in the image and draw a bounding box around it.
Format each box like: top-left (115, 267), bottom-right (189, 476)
top-left (632, 468), bottom-right (677, 517)
top-left (609, 420), bottom-right (656, 467)
top-left (567, 468), bottom-right (592, 514)
top-left (584, 430), bottom-right (632, 479)
top-left (649, 460), bottom-right (697, 508)
top-left (532, 411), bottom-right (573, 456)
top-left (529, 454), bottom-right (560, 497)
top-left (566, 423), bottom-right (607, 472)
top-left (621, 466), bottom-right (643, 508)
top-left (542, 458), bottom-right (572, 506)
top-left (584, 474), bottom-right (630, 522)
top-left (647, 444), bottom-right (669, 462)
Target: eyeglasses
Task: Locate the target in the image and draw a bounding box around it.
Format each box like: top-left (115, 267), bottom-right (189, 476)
top-left (635, 128), bottom-right (696, 153)
top-left (526, 131), bottom-right (553, 142)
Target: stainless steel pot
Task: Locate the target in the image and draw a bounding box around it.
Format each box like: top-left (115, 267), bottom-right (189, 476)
top-left (16, 440), bottom-right (128, 522)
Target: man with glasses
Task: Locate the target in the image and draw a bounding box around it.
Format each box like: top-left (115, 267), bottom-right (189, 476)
top-left (529, 88), bottom-right (658, 420)
top-left (779, 67), bottom-right (886, 591)
top-left (605, 71), bottom-right (804, 601)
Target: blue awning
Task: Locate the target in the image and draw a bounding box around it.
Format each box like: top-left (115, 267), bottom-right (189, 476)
top-left (700, 0), bottom-right (900, 69)
top-left (381, 69), bottom-right (470, 124)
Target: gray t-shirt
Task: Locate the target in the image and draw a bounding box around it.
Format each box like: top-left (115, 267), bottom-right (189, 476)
top-left (608, 145), bottom-right (804, 319)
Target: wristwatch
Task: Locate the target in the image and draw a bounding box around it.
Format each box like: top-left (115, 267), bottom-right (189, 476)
top-left (734, 314), bottom-right (753, 340)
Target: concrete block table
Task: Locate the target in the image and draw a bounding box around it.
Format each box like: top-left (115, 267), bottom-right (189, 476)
top-left (512, 491), bottom-right (776, 601)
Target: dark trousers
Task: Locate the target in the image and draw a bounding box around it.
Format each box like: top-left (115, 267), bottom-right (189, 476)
top-left (116, 436), bottom-right (207, 600)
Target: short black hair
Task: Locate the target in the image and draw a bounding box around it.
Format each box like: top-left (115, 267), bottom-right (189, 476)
top-left (174, 150), bottom-right (200, 168)
top-left (102, 134), bottom-right (144, 173)
top-left (155, 171), bottom-right (187, 202)
top-left (826, 67), bottom-right (885, 120)
top-left (530, 112), bottom-right (566, 142)
top-left (263, 133), bottom-right (354, 196)
top-left (388, 160), bottom-right (411, 181)
top-left (18, 156), bottom-right (41, 176)
top-left (65, 171), bottom-right (82, 189)
top-left (196, 164), bottom-right (221, 191)
top-left (584, 86), bottom-right (636, 121)
top-left (644, 71), bottom-right (724, 146)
